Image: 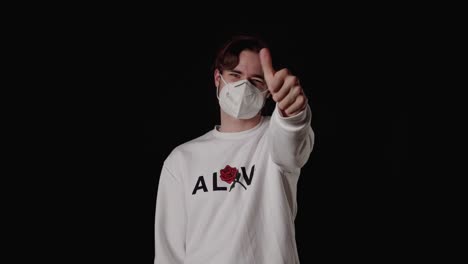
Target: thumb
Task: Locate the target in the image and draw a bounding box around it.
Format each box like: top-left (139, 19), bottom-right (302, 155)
top-left (259, 48), bottom-right (275, 84)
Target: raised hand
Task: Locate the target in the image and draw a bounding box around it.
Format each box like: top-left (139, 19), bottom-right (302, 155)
top-left (260, 48), bottom-right (308, 117)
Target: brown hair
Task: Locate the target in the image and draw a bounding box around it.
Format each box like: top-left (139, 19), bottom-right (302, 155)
top-left (213, 34), bottom-right (268, 72)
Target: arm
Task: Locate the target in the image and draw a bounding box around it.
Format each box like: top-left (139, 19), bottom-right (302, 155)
top-left (260, 48), bottom-right (314, 171)
top-left (154, 165), bottom-right (186, 264)
top-left (269, 102), bottom-right (314, 171)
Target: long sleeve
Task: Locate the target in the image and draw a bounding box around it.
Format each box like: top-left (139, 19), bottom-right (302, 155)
top-left (154, 165), bottom-right (186, 264)
top-left (268, 103), bottom-right (315, 172)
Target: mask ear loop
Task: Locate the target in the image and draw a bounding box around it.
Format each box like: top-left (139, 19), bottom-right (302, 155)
top-left (216, 74), bottom-right (230, 99)
top-left (260, 90), bottom-right (269, 108)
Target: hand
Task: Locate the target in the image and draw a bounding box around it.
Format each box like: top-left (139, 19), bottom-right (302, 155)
top-left (260, 48), bottom-right (308, 117)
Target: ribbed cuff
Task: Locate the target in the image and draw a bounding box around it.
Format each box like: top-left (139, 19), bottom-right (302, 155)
top-left (272, 103), bottom-right (310, 129)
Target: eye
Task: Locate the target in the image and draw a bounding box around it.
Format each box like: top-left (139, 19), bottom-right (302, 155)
top-left (229, 73), bottom-right (241, 78)
top-left (251, 78), bottom-right (265, 86)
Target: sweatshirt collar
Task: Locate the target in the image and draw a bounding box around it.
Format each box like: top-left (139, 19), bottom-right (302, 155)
top-left (212, 116), bottom-right (266, 139)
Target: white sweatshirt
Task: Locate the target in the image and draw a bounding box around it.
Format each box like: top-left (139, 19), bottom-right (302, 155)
top-left (155, 104), bottom-right (314, 264)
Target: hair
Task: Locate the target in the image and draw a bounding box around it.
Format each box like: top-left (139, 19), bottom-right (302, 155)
top-left (213, 34), bottom-right (275, 116)
top-left (213, 34), bottom-right (268, 73)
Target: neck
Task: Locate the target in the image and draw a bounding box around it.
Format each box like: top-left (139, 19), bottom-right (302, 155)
top-left (219, 111), bottom-right (262, 133)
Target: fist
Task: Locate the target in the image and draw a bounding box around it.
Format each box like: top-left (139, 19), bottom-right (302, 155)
top-left (260, 48), bottom-right (308, 117)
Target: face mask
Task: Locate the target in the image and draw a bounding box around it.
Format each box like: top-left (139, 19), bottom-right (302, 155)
top-left (217, 75), bottom-right (268, 119)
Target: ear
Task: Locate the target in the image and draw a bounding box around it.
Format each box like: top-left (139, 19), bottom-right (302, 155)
top-left (214, 69), bottom-right (221, 88)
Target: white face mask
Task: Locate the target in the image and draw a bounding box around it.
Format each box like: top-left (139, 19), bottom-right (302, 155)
top-left (217, 74), bottom-right (268, 119)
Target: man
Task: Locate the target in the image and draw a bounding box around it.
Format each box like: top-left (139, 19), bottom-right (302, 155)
top-left (154, 35), bottom-right (314, 264)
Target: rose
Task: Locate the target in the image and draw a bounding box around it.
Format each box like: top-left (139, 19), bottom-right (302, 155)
top-left (220, 165), bottom-right (238, 184)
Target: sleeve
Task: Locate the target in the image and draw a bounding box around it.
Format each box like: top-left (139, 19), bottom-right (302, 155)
top-left (154, 165), bottom-right (186, 264)
top-left (268, 102), bottom-right (315, 172)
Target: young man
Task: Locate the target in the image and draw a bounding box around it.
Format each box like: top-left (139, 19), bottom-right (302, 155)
top-left (154, 35), bottom-right (314, 264)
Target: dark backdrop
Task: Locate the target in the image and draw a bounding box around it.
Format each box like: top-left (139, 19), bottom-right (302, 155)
top-left (140, 23), bottom-right (409, 262)
top-left (68, 20), bottom-right (410, 263)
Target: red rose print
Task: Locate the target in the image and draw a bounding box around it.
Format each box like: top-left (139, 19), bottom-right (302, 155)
top-left (220, 165), bottom-right (238, 184)
top-left (218, 164), bottom-right (248, 192)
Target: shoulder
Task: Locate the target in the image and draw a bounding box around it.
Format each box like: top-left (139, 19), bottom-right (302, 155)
top-left (163, 129), bottom-right (214, 167)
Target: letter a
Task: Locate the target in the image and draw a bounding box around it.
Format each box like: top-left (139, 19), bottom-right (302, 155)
top-left (192, 176), bottom-right (208, 195)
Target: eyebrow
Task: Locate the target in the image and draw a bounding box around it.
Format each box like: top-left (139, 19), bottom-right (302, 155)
top-left (228, 70), bottom-right (264, 80)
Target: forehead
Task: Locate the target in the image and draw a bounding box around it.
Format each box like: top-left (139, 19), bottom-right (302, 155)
top-left (232, 50), bottom-right (263, 77)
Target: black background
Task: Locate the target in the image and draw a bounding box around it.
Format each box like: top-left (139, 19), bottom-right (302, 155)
top-left (62, 17), bottom-right (410, 263)
top-left (142, 23), bottom-right (409, 262)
